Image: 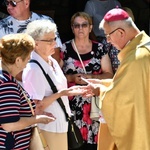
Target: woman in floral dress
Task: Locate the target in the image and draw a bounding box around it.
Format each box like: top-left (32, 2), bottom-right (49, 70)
top-left (60, 12), bottom-right (113, 150)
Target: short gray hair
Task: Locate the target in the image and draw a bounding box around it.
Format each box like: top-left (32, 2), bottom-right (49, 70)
top-left (99, 17), bottom-right (135, 30)
top-left (26, 19), bottom-right (57, 40)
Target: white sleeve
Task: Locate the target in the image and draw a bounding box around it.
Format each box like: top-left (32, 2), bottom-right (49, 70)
top-left (22, 65), bottom-right (46, 100)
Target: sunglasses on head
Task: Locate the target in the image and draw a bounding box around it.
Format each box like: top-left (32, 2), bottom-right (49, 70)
top-left (4, 0), bottom-right (23, 7)
top-left (73, 23), bottom-right (89, 29)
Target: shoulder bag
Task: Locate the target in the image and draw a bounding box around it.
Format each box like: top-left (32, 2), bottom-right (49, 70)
top-left (30, 59), bottom-right (83, 150)
top-left (72, 40), bottom-right (100, 121)
top-left (21, 88), bottom-right (50, 150)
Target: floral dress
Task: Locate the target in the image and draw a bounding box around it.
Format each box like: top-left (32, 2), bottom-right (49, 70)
top-left (60, 40), bottom-right (108, 144)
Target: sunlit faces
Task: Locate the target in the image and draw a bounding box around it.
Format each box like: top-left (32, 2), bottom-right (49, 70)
top-left (105, 28), bottom-right (124, 39)
top-left (72, 16), bottom-right (91, 30)
top-left (72, 17), bottom-right (92, 39)
top-left (5, 0), bottom-right (23, 7)
top-left (72, 22), bottom-right (89, 29)
top-left (6, 0), bottom-right (27, 19)
top-left (38, 37), bottom-right (57, 45)
top-left (104, 26), bottom-right (125, 50)
top-left (36, 32), bottom-right (56, 56)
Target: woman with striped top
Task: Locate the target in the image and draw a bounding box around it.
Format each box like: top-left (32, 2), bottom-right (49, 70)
top-left (0, 33), bottom-right (55, 150)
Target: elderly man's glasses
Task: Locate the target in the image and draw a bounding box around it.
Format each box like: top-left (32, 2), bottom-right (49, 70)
top-left (4, 0), bottom-right (23, 7)
top-left (105, 28), bottom-right (124, 38)
top-left (39, 37), bottom-right (57, 44)
top-left (73, 23), bottom-right (89, 29)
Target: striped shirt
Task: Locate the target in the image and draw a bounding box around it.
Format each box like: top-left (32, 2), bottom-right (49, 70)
top-left (0, 70), bottom-right (35, 150)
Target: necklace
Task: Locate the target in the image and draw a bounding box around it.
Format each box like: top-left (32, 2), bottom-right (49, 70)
top-left (47, 58), bottom-right (56, 73)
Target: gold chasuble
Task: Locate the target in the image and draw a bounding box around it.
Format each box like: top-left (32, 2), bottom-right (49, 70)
top-left (99, 31), bottom-right (150, 150)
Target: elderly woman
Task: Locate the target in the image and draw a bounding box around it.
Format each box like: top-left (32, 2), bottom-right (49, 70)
top-left (0, 33), bottom-right (55, 150)
top-left (22, 19), bottom-right (86, 150)
top-left (60, 12), bottom-right (113, 150)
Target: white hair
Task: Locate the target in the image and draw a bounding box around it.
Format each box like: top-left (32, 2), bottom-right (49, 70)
top-left (99, 17), bottom-right (137, 30)
top-left (26, 19), bottom-right (57, 40)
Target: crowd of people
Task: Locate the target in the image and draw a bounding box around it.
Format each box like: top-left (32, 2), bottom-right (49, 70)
top-left (0, 0), bottom-right (150, 150)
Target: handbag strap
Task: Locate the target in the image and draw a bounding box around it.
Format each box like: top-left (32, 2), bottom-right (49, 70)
top-left (20, 86), bottom-right (50, 150)
top-left (20, 87), bottom-right (35, 116)
top-left (29, 59), bottom-right (69, 121)
top-left (72, 39), bottom-right (87, 74)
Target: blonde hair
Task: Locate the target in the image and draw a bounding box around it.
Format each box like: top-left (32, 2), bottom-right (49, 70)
top-left (0, 33), bottom-right (35, 64)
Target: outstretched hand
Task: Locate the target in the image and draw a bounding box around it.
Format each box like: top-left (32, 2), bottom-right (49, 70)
top-left (59, 85), bottom-right (91, 96)
top-left (80, 78), bottom-right (107, 97)
top-left (35, 112), bottom-right (56, 124)
top-left (68, 85), bottom-right (94, 97)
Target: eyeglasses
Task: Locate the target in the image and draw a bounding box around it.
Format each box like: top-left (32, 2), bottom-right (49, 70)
top-left (4, 0), bottom-right (23, 7)
top-left (105, 28), bottom-right (124, 38)
top-left (39, 37), bottom-right (57, 44)
top-left (72, 23), bottom-right (89, 29)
